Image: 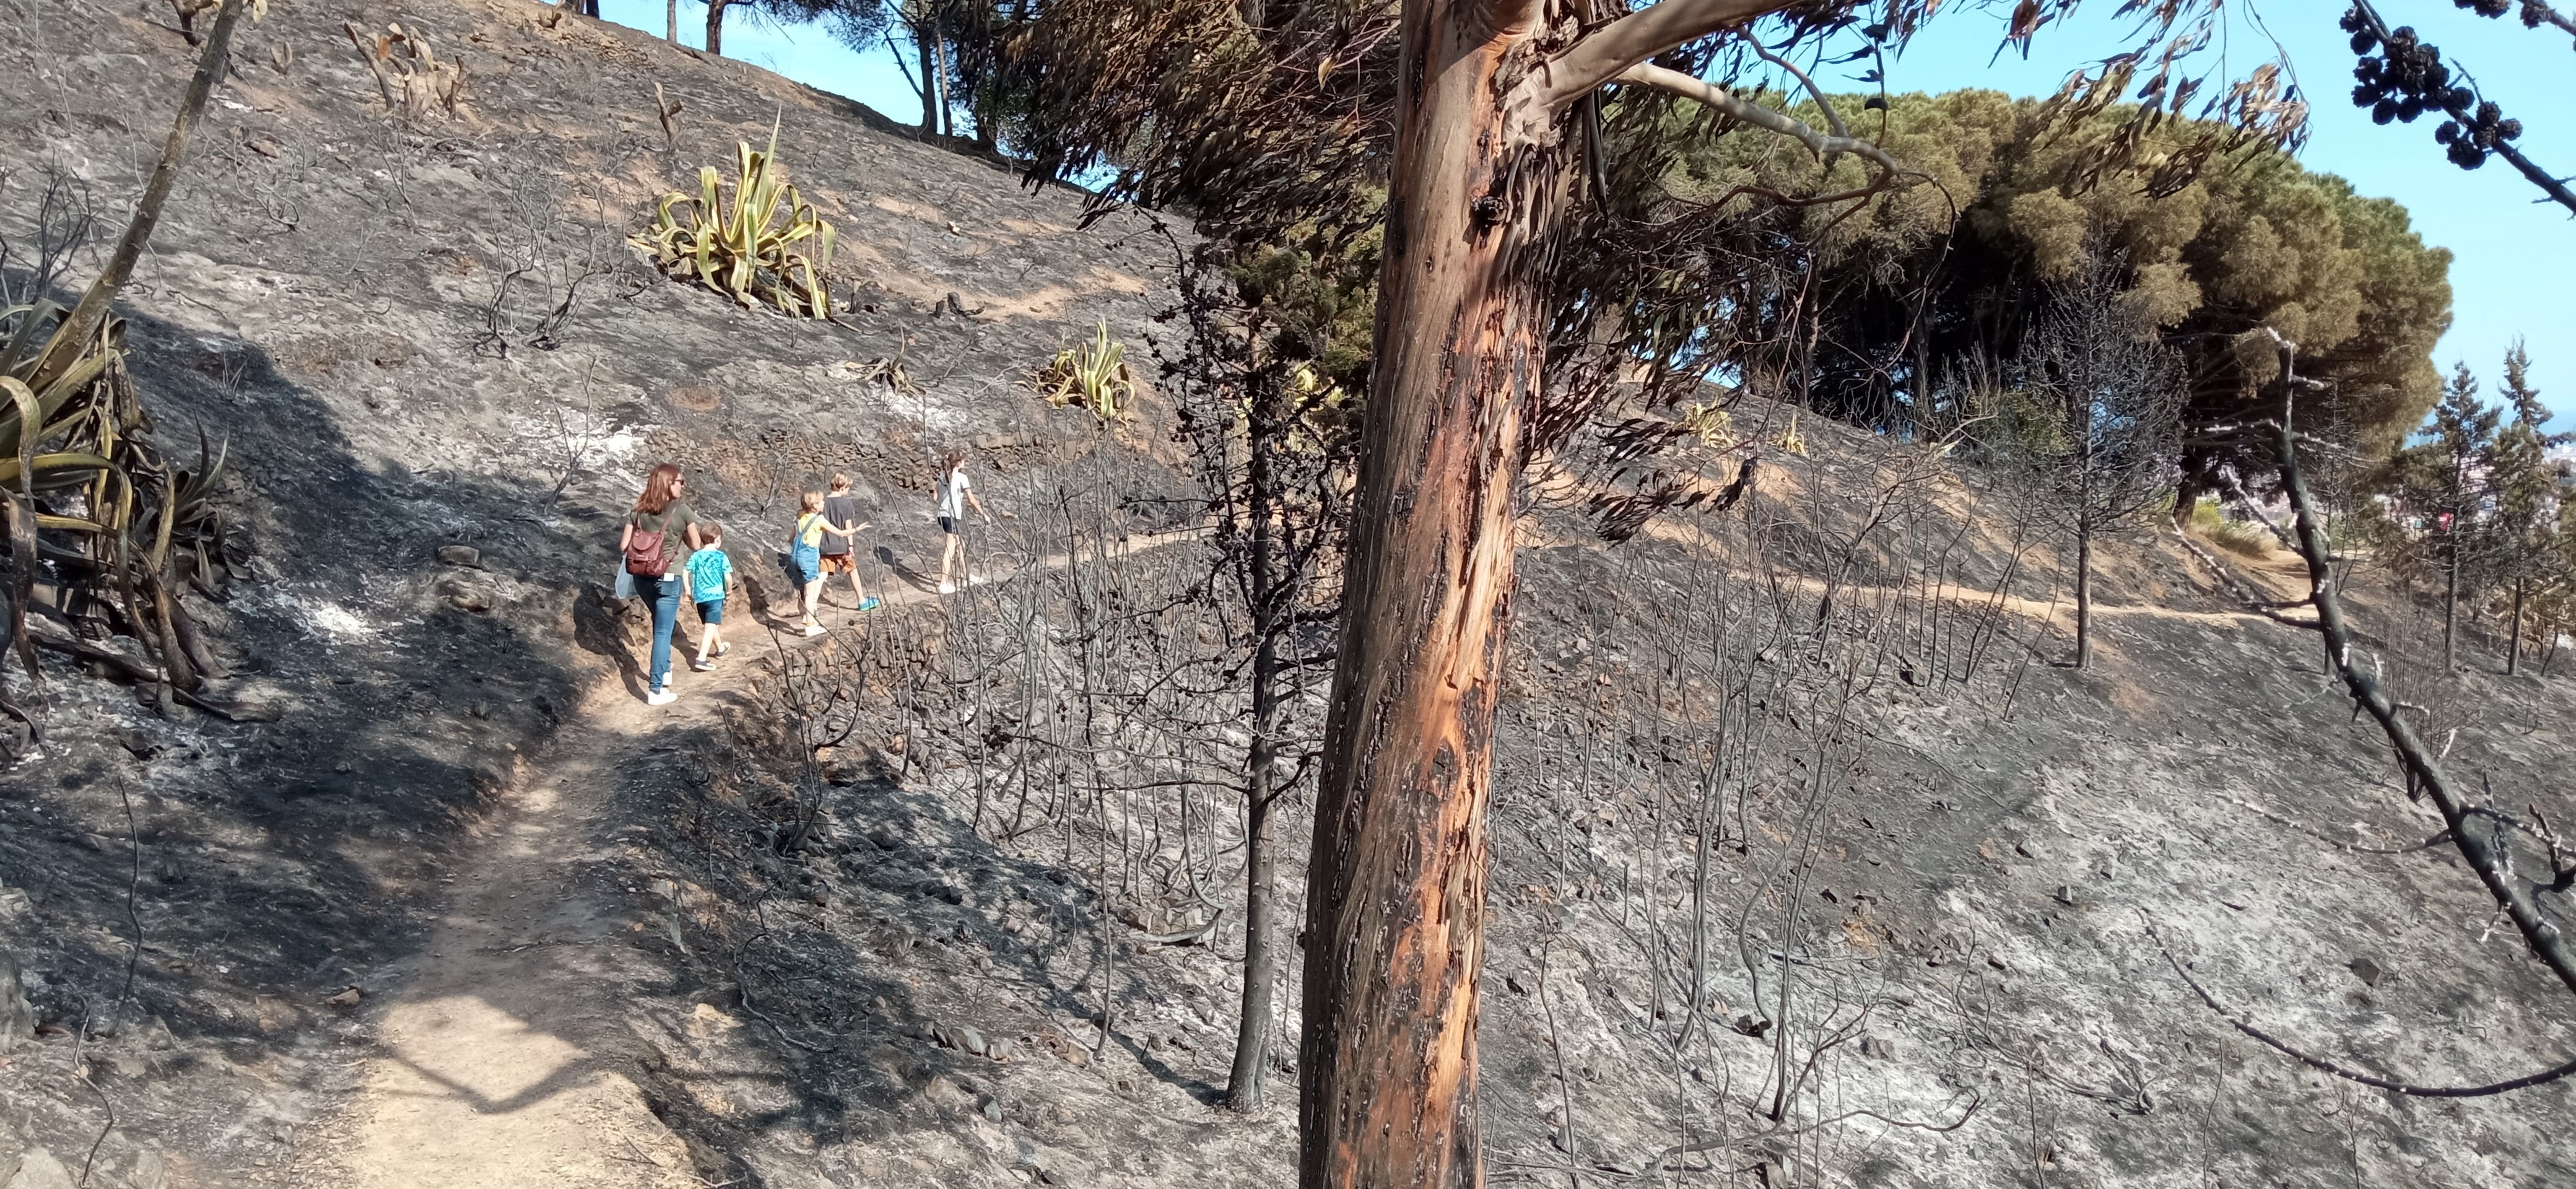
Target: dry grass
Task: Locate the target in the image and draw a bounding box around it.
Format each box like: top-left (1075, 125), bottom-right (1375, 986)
top-left (2189, 499), bottom-right (2276, 558)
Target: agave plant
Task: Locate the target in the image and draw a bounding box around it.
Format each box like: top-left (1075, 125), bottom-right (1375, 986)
top-left (0, 300), bottom-right (240, 700)
top-left (1040, 321), bottom-right (1134, 419)
top-left (634, 123), bottom-right (837, 319)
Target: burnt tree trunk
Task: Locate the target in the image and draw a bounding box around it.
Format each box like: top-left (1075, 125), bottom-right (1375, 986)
top-left (1298, 0), bottom-right (1557, 1179)
top-left (2507, 577), bottom-right (2526, 676)
top-left (2072, 524), bottom-right (2094, 669)
top-left (1227, 645), bottom-right (1284, 1109)
top-left (915, 21), bottom-right (944, 137)
top-left (667, 0), bottom-right (679, 43)
top-left (34, 0), bottom-right (246, 387)
top-left (933, 29), bottom-right (955, 137)
top-left (1229, 375), bottom-right (1289, 1112)
top-left (705, 0), bottom-right (731, 56)
top-left (2443, 527), bottom-right (2461, 671)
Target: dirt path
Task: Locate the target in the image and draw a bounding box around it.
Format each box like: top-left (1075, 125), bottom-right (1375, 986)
top-left (286, 673), bottom-right (702, 1189)
top-left (289, 528), bottom-right (1206, 1188)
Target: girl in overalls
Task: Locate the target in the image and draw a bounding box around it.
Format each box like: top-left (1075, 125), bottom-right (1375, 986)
top-left (788, 490), bottom-right (850, 637)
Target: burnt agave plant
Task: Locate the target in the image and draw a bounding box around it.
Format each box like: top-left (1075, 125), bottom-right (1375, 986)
top-left (0, 300), bottom-right (246, 726)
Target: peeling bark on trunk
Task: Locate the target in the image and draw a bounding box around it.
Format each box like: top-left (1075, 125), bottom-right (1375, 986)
top-left (1298, 0), bottom-right (1552, 1179)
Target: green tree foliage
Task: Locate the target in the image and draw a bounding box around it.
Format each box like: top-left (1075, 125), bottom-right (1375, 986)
top-left (2383, 362), bottom-right (2502, 669)
top-left (2362, 349), bottom-right (2576, 674)
top-left (1663, 91), bottom-right (2453, 488)
top-left (2484, 343), bottom-right (2572, 671)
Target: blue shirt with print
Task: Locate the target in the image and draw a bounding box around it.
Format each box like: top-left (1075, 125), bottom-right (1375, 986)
top-left (685, 547), bottom-right (731, 603)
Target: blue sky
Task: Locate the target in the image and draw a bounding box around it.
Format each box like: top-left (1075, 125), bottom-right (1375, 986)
top-left (603, 0), bottom-right (2572, 420)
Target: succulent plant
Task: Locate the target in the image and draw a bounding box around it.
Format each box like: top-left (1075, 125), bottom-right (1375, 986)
top-left (633, 124), bottom-right (837, 320)
top-left (0, 299), bottom-right (239, 700)
top-left (1040, 321), bottom-right (1135, 419)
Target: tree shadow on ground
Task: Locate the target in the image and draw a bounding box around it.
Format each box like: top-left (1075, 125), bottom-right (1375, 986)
top-left (0, 309), bottom-right (598, 1171)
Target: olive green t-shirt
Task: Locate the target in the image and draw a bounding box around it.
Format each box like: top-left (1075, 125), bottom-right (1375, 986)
top-left (629, 500), bottom-right (699, 540)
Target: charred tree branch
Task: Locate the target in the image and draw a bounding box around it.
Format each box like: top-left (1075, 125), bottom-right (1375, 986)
top-left (2266, 328), bottom-right (2576, 1001)
top-left (2154, 923), bottom-right (2576, 1097)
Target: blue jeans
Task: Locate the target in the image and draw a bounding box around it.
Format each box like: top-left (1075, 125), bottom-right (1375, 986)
top-left (640, 575), bottom-right (681, 691)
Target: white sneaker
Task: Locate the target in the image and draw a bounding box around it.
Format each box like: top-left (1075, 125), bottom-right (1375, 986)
top-left (938, 581), bottom-right (957, 594)
top-left (646, 687), bottom-right (677, 706)
top-left (801, 622), bottom-right (826, 638)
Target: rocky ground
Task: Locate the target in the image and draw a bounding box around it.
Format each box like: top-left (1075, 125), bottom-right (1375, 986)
top-left (1, 0), bottom-right (2571, 1186)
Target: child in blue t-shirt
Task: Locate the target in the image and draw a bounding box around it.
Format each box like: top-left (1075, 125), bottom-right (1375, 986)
top-left (682, 523), bottom-right (734, 672)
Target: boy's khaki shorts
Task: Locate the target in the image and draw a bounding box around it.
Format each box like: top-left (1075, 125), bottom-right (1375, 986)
top-left (818, 552), bottom-right (856, 575)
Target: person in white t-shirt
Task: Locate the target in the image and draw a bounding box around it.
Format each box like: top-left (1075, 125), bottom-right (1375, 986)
top-left (936, 446), bottom-right (994, 593)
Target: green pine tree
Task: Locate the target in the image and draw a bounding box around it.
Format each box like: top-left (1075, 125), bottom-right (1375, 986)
top-left (2488, 341), bottom-right (2573, 673)
top-left (2390, 363), bottom-right (2502, 672)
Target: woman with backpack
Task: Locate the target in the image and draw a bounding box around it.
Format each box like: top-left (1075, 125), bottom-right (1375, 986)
top-left (620, 463), bottom-right (703, 705)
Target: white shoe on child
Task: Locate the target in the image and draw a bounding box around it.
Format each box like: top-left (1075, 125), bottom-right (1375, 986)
top-left (646, 687), bottom-right (677, 706)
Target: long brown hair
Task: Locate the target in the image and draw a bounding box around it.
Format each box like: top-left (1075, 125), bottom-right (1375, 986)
top-left (941, 448), bottom-right (966, 473)
top-left (635, 463), bottom-right (683, 515)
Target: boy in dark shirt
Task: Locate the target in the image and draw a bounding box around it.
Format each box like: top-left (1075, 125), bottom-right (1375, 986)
top-left (817, 474), bottom-right (881, 612)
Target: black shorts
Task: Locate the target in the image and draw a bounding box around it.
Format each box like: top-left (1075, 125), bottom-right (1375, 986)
top-left (939, 515), bottom-right (957, 535)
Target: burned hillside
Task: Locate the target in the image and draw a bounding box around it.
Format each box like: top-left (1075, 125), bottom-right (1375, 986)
top-left (0, 1), bottom-right (2570, 1187)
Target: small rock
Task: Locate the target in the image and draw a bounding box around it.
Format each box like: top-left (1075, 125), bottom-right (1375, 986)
top-left (435, 544), bottom-right (482, 567)
top-left (1731, 1014), bottom-right (1772, 1039)
top-left (124, 1150), bottom-right (169, 1189)
top-left (325, 986), bottom-right (362, 1009)
top-left (2052, 885), bottom-right (2076, 907)
top-left (1505, 973), bottom-right (1531, 995)
top-left (2349, 956), bottom-right (2385, 986)
top-left (979, 1097), bottom-right (1003, 1123)
top-left (443, 581), bottom-right (494, 613)
top-left (1861, 1036), bottom-right (1897, 1060)
top-left (7, 1147), bottom-right (74, 1189)
top-left (112, 728), bottom-right (165, 759)
top-left (959, 1026), bottom-right (986, 1056)
top-left (986, 1035), bottom-right (1012, 1061)
top-left (0, 956), bottom-right (34, 1053)
top-left (1059, 1043), bottom-right (1087, 1068)
top-left (923, 1074), bottom-right (972, 1108)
